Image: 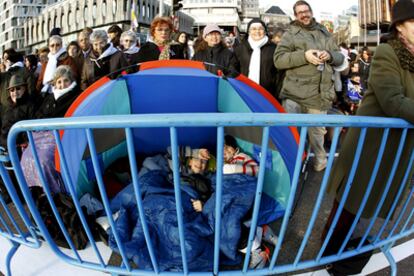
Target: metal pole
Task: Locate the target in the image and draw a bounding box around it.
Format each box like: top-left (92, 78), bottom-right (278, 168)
top-left (159, 0), bottom-right (163, 16)
top-left (376, 0), bottom-right (380, 45)
top-left (364, 0), bottom-right (367, 46)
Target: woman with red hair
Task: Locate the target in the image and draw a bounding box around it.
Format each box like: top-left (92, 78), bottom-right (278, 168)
top-left (136, 17), bottom-right (184, 62)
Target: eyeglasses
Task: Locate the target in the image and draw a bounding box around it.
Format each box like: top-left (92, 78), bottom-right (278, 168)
top-left (49, 43), bottom-right (61, 48)
top-left (296, 9), bottom-right (311, 16)
top-left (9, 86), bottom-right (24, 93)
top-left (155, 28), bottom-right (170, 33)
top-left (123, 39), bottom-right (135, 43)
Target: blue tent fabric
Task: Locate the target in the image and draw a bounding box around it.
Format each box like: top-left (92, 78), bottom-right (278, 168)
top-left (109, 170), bottom-right (257, 271)
top-left (125, 70), bottom-right (218, 154)
top-left (227, 78), bottom-right (298, 180)
top-left (58, 61), bottom-right (298, 229)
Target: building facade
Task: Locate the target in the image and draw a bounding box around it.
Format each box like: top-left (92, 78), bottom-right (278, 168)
top-left (0, 0), bottom-right (58, 53)
top-left (23, 0), bottom-right (194, 52)
top-left (358, 0), bottom-right (395, 30)
top-left (239, 0), bottom-right (259, 32)
top-left (261, 6), bottom-right (291, 34)
top-left (182, 0), bottom-right (241, 34)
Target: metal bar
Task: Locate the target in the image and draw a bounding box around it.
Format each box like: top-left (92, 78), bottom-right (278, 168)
top-left (337, 128), bottom-right (390, 254)
top-left (27, 132), bottom-right (81, 259)
top-left (269, 126), bottom-right (308, 270)
top-left (10, 114), bottom-right (414, 131)
top-left (242, 127), bottom-right (270, 272)
top-left (359, 129), bottom-right (408, 249)
top-left (84, 129), bottom-right (126, 269)
top-left (0, 197), bottom-right (25, 239)
top-left (375, 147), bottom-right (414, 242)
top-left (0, 158), bottom-right (36, 244)
top-left (5, 240), bottom-right (20, 276)
top-left (0, 209), bottom-right (13, 236)
top-left (213, 127), bottom-right (224, 275)
top-left (317, 128), bottom-right (367, 261)
top-left (54, 129), bottom-right (102, 263)
top-left (381, 243), bottom-right (397, 276)
top-left (388, 183), bottom-right (414, 239)
top-left (0, 165), bottom-right (26, 239)
top-left (400, 195), bottom-right (414, 234)
top-left (294, 127), bottom-right (341, 265)
top-left (125, 127), bottom-right (159, 273)
top-left (169, 127), bottom-right (189, 275)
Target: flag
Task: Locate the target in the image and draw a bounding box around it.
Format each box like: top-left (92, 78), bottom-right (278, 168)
top-left (131, 0), bottom-right (139, 30)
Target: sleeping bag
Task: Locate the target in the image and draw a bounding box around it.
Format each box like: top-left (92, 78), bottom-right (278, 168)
top-left (108, 169), bottom-right (257, 271)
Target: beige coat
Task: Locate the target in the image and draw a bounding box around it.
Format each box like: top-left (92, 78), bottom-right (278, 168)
top-left (327, 41), bottom-right (414, 218)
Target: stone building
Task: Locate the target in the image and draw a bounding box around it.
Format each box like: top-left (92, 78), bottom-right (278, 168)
top-left (0, 0), bottom-right (58, 53)
top-left (23, 0), bottom-right (194, 52)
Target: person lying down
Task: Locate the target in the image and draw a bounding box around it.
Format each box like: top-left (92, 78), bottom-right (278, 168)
top-left (106, 135), bottom-right (276, 270)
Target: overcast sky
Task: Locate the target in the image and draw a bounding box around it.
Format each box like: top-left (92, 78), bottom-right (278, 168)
top-left (259, 0), bottom-right (359, 19)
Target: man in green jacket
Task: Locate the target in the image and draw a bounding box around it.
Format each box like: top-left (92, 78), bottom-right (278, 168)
top-left (274, 0), bottom-right (344, 172)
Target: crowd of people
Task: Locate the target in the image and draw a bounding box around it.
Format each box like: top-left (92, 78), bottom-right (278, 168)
top-left (0, 0), bottom-right (413, 273)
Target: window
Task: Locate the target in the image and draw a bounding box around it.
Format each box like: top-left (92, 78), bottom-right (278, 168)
top-left (5, 32), bottom-right (8, 41)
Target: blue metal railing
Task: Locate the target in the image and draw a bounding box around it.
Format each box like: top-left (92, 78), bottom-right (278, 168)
top-left (0, 113), bottom-right (413, 275)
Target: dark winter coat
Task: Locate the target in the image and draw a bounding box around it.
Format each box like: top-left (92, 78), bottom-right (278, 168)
top-left (0, 94), bottom-right (35, 148)
top-left (124, 52), bottom-right (141, 66)
top-left (234, 39), bottom-right (279, 98)
top-left (192, 44), bottom-right (238, 76)
top-left (358, 58), bottom-right (371, 91)
top-left (35, 84), bottom-right (80, 119)
top-left (135, 42), bottom-right (184, 63)
top-left (36, 52), bottom-right (80, 93)
top-left (327, 39), bottom-right (414, 219)
top-left (80, 49), bottom-right (128, 91)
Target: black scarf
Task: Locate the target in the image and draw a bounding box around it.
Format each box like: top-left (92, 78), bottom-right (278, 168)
top-left (388, 38), bottom-right (414, 73)
top-left (292, 18), bottom-right (318, 31)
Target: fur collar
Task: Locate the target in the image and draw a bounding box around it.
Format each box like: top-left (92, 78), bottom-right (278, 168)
top-left (388, 38), bottom-right (414, 73)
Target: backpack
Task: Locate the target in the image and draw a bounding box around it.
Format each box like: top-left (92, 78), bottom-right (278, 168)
top-left (31, 187), bottom-right (99, 250)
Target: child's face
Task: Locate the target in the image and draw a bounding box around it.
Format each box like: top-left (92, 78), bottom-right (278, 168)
top-left (189, 158), bottom-right (207, 174)
top-left (224, 145), bottom-right (236, 162)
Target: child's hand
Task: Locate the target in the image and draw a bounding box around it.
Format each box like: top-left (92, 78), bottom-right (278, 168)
top-left (198, 149), bottom-right (210, 160)
top-left (191, 199), bottom-right (203, 212)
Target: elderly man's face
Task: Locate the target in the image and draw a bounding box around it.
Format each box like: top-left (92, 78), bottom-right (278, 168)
top-left (92, 39), bottom-right (108, 55)
top-left (78, 34), bottom-right (91, 51)
top-left (294, 4), bottom-right (313, 26)
top-left (121, 36), bottom-right (135, 49)
top-left (49, 39), bottom-right (62, 55)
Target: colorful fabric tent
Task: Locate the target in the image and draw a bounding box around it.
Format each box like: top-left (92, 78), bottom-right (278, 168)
top-left (57, 60), bottom-right (299, 224)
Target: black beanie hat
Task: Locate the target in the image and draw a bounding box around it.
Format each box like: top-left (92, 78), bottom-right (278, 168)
top-left (390, 0), bottom-right (414, 30)
top-left (224, 135), bottom-right (238, 150)
top-left (247, 18), bottom-right (268, 35)
top-left (49, 27), bottom-right (61, 37)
